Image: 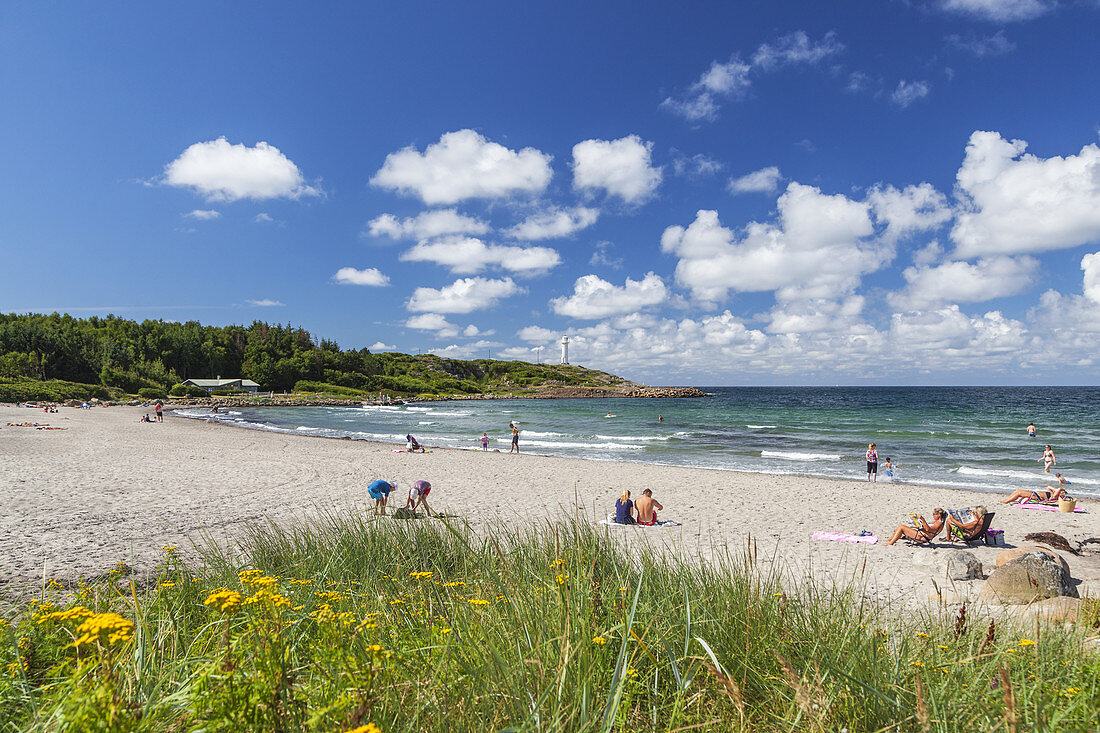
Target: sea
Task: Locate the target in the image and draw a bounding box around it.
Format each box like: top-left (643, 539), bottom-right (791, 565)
top-left (174, 386), bottom-right (1100, 499)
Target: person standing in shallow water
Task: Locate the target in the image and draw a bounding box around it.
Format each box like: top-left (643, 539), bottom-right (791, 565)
top-left (866, 443), bottom-right (878, 482)
top-left (509, 423), bottom-right (519, 454)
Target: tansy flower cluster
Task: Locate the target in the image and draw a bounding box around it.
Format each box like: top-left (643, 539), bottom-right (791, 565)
top-left (72, 612), bottom-right (134, 648)
top-left (203, 589), bottom-right (243, 613)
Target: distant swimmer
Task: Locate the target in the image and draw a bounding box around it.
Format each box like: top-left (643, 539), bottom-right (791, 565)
top-left (658, 414), bottom-right (663, 422)
top-left (1039, 444), bottom-right (1056, 473)
top-left (606, 412), bottom-right (613, 418)
top-left (1026, 422), bottom-right (1037, 438)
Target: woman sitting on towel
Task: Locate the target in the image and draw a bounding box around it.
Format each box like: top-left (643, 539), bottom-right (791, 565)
top-left (884, 508), bottom-right (946, 546)
top-left (614, 489), bottom-right (634, 525)
top-left (405, 434), bottom-right (425, 453)
top-left (945, 506), bottom-right (987, 541)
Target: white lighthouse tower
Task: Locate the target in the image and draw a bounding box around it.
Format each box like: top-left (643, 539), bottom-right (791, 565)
top-left (559, 335), bottom-right (569, 365)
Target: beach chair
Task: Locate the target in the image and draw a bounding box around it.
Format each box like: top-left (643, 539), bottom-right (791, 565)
top-left (953, 512), bottom-right (995, 547)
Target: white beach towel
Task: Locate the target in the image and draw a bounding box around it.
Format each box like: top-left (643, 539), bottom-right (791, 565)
top-left (812, 531), bottom-right (878, 544)
top-left (597, 519), bottom-right (681, 528)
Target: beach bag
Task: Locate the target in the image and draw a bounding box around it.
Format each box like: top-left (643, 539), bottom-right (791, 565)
top-left (984, 529), bottom-right (1005, 547)
top-left (1059, 498), bottom-right (1077, 513)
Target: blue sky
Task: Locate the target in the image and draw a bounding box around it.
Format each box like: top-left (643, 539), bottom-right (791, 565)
top-left (2, 1), bottom-right (1100, 385)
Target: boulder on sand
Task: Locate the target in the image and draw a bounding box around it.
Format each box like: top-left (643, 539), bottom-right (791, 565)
top-left (995, 546), bottom-right (1069, 574)
top-left (979, 551), bottom-right (1078, 605)
top-left (947, 552), bottom-right (983, 580)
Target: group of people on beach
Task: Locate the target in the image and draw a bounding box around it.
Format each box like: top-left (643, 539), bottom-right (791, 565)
top-left (366, 478), bottom-right (434, 516)
top-left (882, 420), bottom-right (1076, 547)
top-left (613, 489), bottom-right (664, 526)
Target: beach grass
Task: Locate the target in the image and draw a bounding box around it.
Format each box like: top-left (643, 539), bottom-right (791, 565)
top-left (1, 515), bottom-right (1097, 732)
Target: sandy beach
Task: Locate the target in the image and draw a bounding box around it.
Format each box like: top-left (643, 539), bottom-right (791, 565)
top-left (2, 404), bottom-right (1097, 611)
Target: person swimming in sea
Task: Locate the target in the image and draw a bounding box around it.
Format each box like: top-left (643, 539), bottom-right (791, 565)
top-left (1026, 422), bottom-right (1037, 438)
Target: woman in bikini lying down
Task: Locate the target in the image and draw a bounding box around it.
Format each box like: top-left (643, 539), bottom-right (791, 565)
top-left (1000, 474), bottom-right (1069, 504)
top-left (884, 508), bottom-right (946, 546)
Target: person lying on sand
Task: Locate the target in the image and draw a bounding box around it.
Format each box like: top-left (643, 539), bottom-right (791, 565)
top-left (368, 479), bottom-right (396, 515)
top-left (1000, 482), bottom-right (1069, 505)
top-left (405, 480), bottom-right (434, 516)
top-left (884, 508), bottom-right (946, 546)
top-left (634, 489), bottom-right (663, 526)
top-left (945, 506), bottom-right (986, 541)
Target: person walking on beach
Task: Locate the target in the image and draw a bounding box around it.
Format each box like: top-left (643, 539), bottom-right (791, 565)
top-left (509, 423), bottom-right (520, 454)
top-left (1039, 444), bottom-right (1056, 473)
top-left (1026, 422), bottom-right (1037, 438)
top-left (635, 489), bottom-right (663, 526)
top-left (866, 443), bottom-right (878, 482)
top-left (368, 479), bottom-right (395, 515)
top-left (481, 432), bottom-right (489, 451)
top-left (154, 401), bottom-right (163, 422)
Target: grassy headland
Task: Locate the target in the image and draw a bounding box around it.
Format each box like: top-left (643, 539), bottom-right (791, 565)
top-left (2, 516), bottom-right (1097, 732)
top-left (0, 313), bottom-right (694, 403)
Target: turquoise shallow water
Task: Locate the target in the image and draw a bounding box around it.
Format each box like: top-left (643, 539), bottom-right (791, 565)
top-left (176, 387), bottom-right (1100, 498)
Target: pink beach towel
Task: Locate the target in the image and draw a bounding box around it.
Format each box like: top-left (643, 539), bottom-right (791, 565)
top-left (812, 531), bottom-right (878, 544)
top-left (1013, 501), bottom-right (1085, 514)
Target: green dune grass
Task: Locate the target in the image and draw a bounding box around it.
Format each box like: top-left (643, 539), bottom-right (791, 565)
top-left (1, 515), bottom-right (1097, 732)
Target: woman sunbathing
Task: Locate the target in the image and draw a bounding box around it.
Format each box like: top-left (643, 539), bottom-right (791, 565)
top-left (884, 508), bottom-right (946, 546)
top-left (1000, 473), bottom-right (1069, 504)
top-left (945, 506), bottom-right (987, 541)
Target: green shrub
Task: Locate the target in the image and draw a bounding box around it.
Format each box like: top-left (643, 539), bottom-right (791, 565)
top-left (169, 384), bottom-right (209, 398)
top-left (0, 377), bottom-right (111, 403)
top-left (137, 387), bottom-right (167, 400)
top-left (293, 380), bottom-right (368, 397)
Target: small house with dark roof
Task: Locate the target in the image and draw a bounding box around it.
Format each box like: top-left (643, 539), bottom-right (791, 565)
top-left (181, 377), bottom-right (261, 394)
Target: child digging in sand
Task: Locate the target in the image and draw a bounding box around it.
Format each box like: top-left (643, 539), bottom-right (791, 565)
top-left (368, 479), bottom-right (395, 515)
top-left (405, 479), bottom-right (434, 516)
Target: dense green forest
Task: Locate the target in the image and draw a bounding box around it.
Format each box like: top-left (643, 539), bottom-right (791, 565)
top-left (0, 313), bottom-right (629, 402)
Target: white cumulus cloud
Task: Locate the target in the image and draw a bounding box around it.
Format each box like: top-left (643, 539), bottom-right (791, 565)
top-left (661, 183), bottom-right (880, 302)
top-left (245, 298), bottom-right (284, 307)
top-left (332, 267), bottom-right (390, 286)
top-left (728, 166), bottom-right (782, 194)
top-left (517, 325), bottom-right (557, 342)
top-left (184, 209), bottom-right (220, 220)
top-left (164, 137), bottom-right (320, 202)
top-left (505, 207), bottom-right (599, 240)
top-left (952, 131), bottom-right (1100, 258)
top-left (889, 256), bottom-right (1037, 309)
top-left (369, 342), bottom-right (393, 351)
top-left (407, 277), bottom-right (522, 314)
top-left (661, 57), bottom-right (752, 122)
top-left (399, 237), bottom-right (560, 275)
top-left (370, 129), bottom-right (552, 205)
top-left (550, 272), bottom-right (669, 319)
top-left (867, 183), bottom-right (952, 242)
top-left (367, 209), bottom-right (489, 240)
top-left (1083, 252), bottom-right (1100, 303)
top-left (405, 313), bottom-right (459, 338)
top-left (572, 135), bottom-right (662, 204)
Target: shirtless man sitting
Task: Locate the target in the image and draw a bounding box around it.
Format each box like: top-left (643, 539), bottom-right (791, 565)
top-left (634, 489), bottom-right (664, 526)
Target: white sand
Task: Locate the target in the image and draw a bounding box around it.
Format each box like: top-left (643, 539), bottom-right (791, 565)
top-left (2, 404), bottom-right (1097, 610)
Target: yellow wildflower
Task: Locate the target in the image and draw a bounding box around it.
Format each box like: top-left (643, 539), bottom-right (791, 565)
top-left (1018, 638), bottom-right (1036, 647)
top-left (203, 588), bottom-right (243, 613)
top-left (439, 628), bottom-right (452, 634)
top-left (593, 636), bottom-right (607, 645)
top-left (345, 724), bottom-right (381, 733)
top-left (71, 612), bottom-right (134, 648)
top-left (159, 582), bottom-right (176, 589)
top-left (468, 599), bottom-right (490, 606)
top-left (555, 573), bottom-right (568, 585)
top-left (37, 605), bottom-right (94, 625)
top-left (916, 632), bottom-right (930, 638)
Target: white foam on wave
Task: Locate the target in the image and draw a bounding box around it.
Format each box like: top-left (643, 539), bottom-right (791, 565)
top-left (418, 421), bottom-right (436, 425)
top-left (746, 425), bottom-right (777, 429)
top-left (430, 411), bottom-right (472, 418)
top-left (404, 406), bottom-right (432, 412)
top-left (523, 430), bottom-right (566, 437)
top-left (595, 434), bottom-right (670, 442)
top-left (296, 426), bottom-right (320, 431)
top-left (761, 450), bottom-right (842, 461)
top-left (522, 439), bottom-right (645, 450)
top-left (955, 466), bottom-right (1098, 485)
